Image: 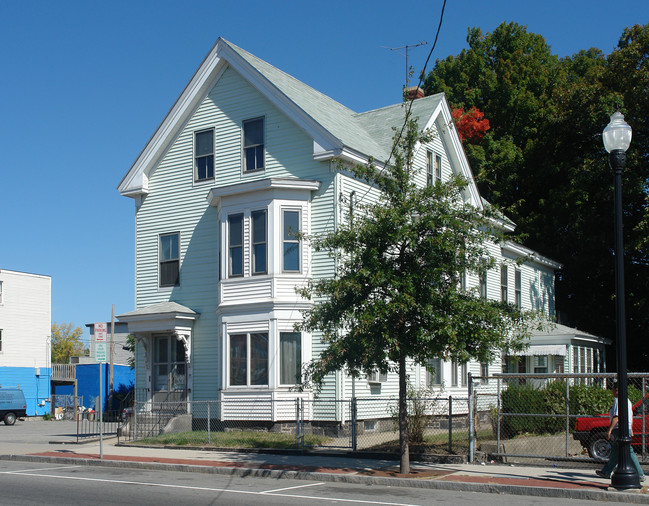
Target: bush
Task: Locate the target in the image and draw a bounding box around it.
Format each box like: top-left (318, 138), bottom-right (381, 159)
top-left (500, 381), bottom-right (615, 438)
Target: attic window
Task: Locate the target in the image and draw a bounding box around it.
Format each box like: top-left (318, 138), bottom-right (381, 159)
top-left (195, 129), bottom-right (214, 181)
top-left (243, 117), bottom-right (264, 172)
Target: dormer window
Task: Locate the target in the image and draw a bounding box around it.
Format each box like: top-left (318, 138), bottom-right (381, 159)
top-left (243, 117), bottom-right (264, 172)
top-left (195, 129), bottom-right (214, 181)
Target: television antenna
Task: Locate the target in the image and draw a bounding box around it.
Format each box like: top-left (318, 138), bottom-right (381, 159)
top-left (383, 41), bottom-right (428, 88)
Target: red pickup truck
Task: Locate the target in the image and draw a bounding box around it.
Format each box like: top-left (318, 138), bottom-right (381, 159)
top-left (573, 394), bottom-right (649, 460)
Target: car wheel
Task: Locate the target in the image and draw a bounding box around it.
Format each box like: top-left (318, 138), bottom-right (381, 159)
top-left (588, 432), bottom-right (611, 460)
top-left (4, 412), bottom-right (16, 426)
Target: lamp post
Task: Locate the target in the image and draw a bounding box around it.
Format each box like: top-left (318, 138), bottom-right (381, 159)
top-left (603, 111), bottom-right (640, 490)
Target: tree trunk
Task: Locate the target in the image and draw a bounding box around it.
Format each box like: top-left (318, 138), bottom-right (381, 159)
top-left (398, 353), bottom-right (410, 474)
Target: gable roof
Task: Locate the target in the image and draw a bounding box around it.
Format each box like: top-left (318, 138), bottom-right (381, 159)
top-left (117, 38), bottom-right (482, 208)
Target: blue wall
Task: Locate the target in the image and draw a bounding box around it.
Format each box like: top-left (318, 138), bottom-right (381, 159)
top-left (0, 367), bottom-right (51, 416)
top-left (56, 364), bottom-right (134, 411)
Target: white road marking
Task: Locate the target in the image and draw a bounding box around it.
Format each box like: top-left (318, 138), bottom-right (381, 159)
top-left (4, 470), bottom-right (422, 505)
top-left (262, 481), bottom-right (326, 493)
top-left (1, 465), bottom-right (81, 474)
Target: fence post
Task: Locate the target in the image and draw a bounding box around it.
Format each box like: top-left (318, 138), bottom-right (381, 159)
top-left (207, 401), bottom-right (211, 445)
top-left (565, 379), bottom-right (570, 458)
top-left (134, 400), bottom-right (138, 442)
top-left (643, 377), bottom-right (646, 461)
top-left (448, 396), bottom-right (453, 453)
top-left (468, 372), bottom-right (474, 463)
top-left (351, 398), bottom-right (357, 451)
top-left (296, 398), bottom-right (301, 448)
top-left (496, 377), bottom-right (501, 457)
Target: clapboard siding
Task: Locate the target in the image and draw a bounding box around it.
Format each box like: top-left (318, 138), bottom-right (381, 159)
top-left (0, 270), bottom-right (50, 369)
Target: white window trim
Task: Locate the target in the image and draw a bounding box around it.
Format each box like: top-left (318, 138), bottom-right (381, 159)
top-left (242, 116), bottom-right (265, 174)
top-left (281, 207), bottom-right (302, 274)
top-left (159, 232), bottom-right (180, 289)
top-left (367, 370), bottom-right (388, 384)
top-left (227, 331), bottom-right (269, 388)
top-left (194, 128), bottom-right (215, 182)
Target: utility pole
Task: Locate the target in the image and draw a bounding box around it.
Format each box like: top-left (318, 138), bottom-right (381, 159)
top-left (109, 305), bottom-right (115, 412)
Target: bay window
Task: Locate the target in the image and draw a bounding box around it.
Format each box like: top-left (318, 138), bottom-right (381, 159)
top-left (229, 332), bottom-right (268, 386)
top-left (228, 214), bottom-right (243, 277)
top-left (251, 210), bottom-right (267, 274)
top-left (279, 332), bottom-right (302, 385)
top-left (283, 210), bottom-right (300, 272)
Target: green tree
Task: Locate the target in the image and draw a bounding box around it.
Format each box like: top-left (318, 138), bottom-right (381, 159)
top-left (51, 322), bottom-right (86, 364)
top-left (124, 334), bottom-right (136, 369)
top-left (424, 22), bottom-right (649, 370)
top-left (297, 119), bottom-right (535, 474)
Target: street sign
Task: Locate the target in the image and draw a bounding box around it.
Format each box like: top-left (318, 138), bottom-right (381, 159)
top-left (94, 322), bottom-right (107, 342)
top-left (95, 342), bottom-right (107, 363)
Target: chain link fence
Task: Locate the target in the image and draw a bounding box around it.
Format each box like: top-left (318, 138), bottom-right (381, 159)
top-left (118, 395), bottom-right (470, 454)
top-left (470, 372), bottom-right (649, 465)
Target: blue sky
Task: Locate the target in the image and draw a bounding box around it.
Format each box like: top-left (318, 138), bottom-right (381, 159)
top-left (1, 0), bottom-right (647, 342)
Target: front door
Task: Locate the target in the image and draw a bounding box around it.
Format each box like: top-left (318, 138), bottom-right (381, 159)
top-left (152, 334), bottom-right (187, 405)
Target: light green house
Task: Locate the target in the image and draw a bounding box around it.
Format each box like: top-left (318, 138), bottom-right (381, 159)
top-left (117, 39), bottom-right (594, 424)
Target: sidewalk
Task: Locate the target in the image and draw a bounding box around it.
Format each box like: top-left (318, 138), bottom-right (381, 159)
top-left (2, 436), bottom-right (648, 503)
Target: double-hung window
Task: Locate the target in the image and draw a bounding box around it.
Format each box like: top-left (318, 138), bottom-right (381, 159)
top-left (480, 362), bottom-right (489, 383)
top-left (501, 265), bottom-right (508, 302)
top-left (159, 233), bottom-right (180, 287)
top-left (283, 210), bottom-right (300, 272)
top-left (228, 214), bottom-right (244, 277)
top-left (426, 151), bottom-right (434, 186)
top-left (515, 268), bottom-right (522, 308)
top-left (195, 129), bottom-right (214, 181)
top-left (279, 332), bottom-right (301, 385)
top-left (479, 272), bottom-right (487, 299)
top-left (229, 333), bottom-right (268, 386)
top-left (251, 210), bottom-right (267, 274)
top-left (243, 117), bottom-right (264, 172)
top-left (435, 153), bottom-right (442, 182)
top-left (428, 358), bottom-right (443, 386)
top-left (451, 360), bottom-right (459, 387)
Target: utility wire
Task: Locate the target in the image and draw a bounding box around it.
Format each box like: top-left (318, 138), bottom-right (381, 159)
top-left (353, 0), bottom-right (448, 208)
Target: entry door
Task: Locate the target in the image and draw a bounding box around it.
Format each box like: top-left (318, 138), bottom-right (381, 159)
top-left (152, 334), bottom-right (187, 404)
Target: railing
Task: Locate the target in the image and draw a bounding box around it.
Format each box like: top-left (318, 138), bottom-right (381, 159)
top-left (51, 364), bottom-right (76, 381)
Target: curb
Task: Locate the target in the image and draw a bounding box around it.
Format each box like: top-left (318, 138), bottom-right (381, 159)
top-left (1, 454), bottom-right (648, 504)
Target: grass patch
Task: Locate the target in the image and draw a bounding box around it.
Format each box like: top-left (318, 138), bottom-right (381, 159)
top-left (364, 428), bottom-right (494, 455)
top-left (133, 430), bottom-right (330, 449)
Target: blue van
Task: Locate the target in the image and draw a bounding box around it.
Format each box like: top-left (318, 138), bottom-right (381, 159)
top-left (0, 387), bottom-right (27, 425)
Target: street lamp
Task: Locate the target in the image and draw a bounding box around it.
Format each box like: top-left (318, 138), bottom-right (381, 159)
top-left (603, 111), bottom-right (640, 490)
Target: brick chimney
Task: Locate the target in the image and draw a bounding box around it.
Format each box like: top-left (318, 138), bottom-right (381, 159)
top-left (404, 86), bottom-right (425, 100)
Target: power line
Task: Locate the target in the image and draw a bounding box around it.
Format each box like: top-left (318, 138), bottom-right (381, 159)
top-left (354, 0), bottom-right (448, 208)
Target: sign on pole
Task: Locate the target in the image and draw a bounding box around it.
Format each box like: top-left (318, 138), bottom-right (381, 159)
top-left (95, 322), bottom-right (107, 342)
top-left (95, 343), bottom-right (107, 363)
top-left (94, 322), bottom-right (106, 460)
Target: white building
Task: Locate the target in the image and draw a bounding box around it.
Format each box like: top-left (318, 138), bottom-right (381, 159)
top-left (116, 39), bottom-right (602, 423)
top-left (0, 269), bottom-right (51, 415)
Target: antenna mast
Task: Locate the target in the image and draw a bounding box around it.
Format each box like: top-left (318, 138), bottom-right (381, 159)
top-left (385, 41), bottom-right (428, 88)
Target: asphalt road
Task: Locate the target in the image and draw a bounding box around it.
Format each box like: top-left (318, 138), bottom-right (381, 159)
top-left (0, 460), bottom-right (629, 506)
